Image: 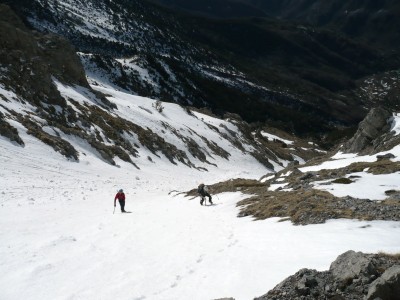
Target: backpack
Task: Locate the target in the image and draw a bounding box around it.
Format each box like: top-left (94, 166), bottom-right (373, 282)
top-left (197, 184), bottom-right (204, 193)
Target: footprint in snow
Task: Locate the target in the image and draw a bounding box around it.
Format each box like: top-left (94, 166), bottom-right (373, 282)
top-left (32, 263), bottom-right (54, 275)
top-left (49, 236), bottom-right (77, 247)
top-left (170, 275), bottom-right (182, 288)
top-left (360, 224), bottom-right (372, 229)
top-left (228, 240), bottom-right (238, 247)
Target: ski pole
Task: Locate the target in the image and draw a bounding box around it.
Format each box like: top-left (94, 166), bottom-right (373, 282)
top-left (113, 205), bottom-right (115, 214)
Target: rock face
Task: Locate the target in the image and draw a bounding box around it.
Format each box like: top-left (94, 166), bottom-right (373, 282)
top-left (330, 251), bottom-right (377, 282)
top-left (0, 4), bottom-right (89, 105)
top-left (255, 250), bottom-right (400, 300)
top-left (366, 265), bottom-right (400, 300)
top-left (343, 107), bottom-right (392, 154)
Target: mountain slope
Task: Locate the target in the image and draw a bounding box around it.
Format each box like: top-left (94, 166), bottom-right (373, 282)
top-left (1, 3), bottom-right (324, 174)
top-left (4, 0), bottom-right (399, 138)
top-left (151, 0), bottom-right (400, 51)
top-left (2, 86), bottom-right (400, 300)
top-left (2, 68), bottom-right (400, 300)
top-left (148, 0), bottom-right (267, 19)
top-left (239, 0), bottom-right (400, 50)
top-left (2, 123), bottom-right (400, 300)
top-left (1, 6), bottom-right (400, 300)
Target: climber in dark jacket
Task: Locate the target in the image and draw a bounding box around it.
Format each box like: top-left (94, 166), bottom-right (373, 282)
top-left (198, 183), bottom-right (213, 205)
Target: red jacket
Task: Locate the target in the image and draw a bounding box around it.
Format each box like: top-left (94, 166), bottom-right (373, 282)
top-left (115, 192), bottom-right (125, 201)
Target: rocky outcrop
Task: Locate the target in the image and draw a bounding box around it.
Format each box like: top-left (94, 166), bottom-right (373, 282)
top-left (343, 107), bottom-right (392, 154)
top-left (0, 4), bottom-right (89, 106)
top-left (330, 251), bottom-right (378, 282)
top-left (255, 250), bottom-right (400, 300)
top-left (0, 4), bottom-right (118, 160)
top-left (366, 265), bottom-right (400, 300)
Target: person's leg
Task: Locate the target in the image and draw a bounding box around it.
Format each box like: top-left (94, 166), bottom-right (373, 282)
top-left (200, 196), bottom-right (204, 205)
top-left (119, 199), bottom-right (126, 212)
top-left (206, 193), bottom-right (213, 204)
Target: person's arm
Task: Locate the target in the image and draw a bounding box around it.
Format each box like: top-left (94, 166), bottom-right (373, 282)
top-left (114, 194), bottom-right (117, 206)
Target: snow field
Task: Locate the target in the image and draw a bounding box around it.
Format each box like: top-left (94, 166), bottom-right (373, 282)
top-left (1, 84), bottom-right (400, 300)
top-left (2, 186), bottom-right (400, 300)
top-left (2, 127), bottom-right (400, 300)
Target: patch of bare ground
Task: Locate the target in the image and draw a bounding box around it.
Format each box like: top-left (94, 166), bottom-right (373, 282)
top-left (296, 150), bottom-right (334, 168)
top-left (237, 189), bottom-right (342, 224)
top-left (185, 171), bottom-right (400, 225)
top-left (237, 188), bottom-right (400, 225)
top-left (299, 152), bottom-right (400, 175)
top-left (186, 178), bottom-right (265, 197)
top-left (346, 159), bottom-right (400, 175)
top-left (281, 158), bottom-right (400, 189)
top-left (184, 155), bottom-right (400, 225)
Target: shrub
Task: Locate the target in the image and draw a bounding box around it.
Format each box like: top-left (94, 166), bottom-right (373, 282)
top-left (377, 252), bottom-right (400, 261)
top-left (152, 100), bottom-right (164, 113)
top-left (332, 178), bottom-right (353, 184)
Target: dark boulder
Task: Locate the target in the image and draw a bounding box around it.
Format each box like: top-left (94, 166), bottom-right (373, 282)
top-left (343, 107), bottom-right (392, 154)
top-left (377, 153), bottom-right (396, 161)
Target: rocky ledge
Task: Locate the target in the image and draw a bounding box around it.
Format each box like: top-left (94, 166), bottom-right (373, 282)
top-left (255, 250), bottom-right (400, 300)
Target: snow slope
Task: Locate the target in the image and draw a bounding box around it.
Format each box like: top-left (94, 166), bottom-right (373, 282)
top-left (1, 86), bottom-right (400, 299)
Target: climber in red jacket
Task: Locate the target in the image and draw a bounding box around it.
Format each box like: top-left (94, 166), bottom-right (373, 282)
top-left (114, 189), bottom-right (126, 213)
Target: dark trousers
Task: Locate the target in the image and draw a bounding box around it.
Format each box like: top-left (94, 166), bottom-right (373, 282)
top-left (118, 199), bottom-right (126, 212)
top-left (200, 193), bottom-right (212, 205)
